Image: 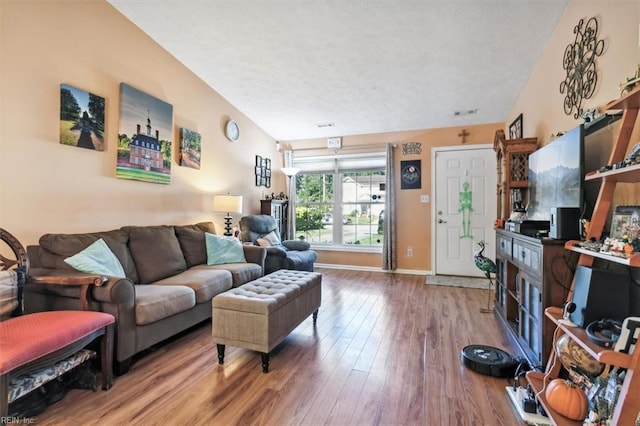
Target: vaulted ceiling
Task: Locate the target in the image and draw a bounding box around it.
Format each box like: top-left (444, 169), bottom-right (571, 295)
top-left (108, 1), bottom-right (568, 141)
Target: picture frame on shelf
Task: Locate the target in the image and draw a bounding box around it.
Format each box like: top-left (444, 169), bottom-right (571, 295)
top-left (610, 205), bottom-right (640, 239)
top-left (509, 113), bottom-right (523, 139)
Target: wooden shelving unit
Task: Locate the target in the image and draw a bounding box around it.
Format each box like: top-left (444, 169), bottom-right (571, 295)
top-left (261, 199), bottom-right (288, 240)
top-left (493, 132), bottom-right (538, 221)
top-left (563, 240), bottom-right (640, 267)
top-left (526, 85), bottom-right (640, 425)
top-left (494, 230), bottom-right (571, 367)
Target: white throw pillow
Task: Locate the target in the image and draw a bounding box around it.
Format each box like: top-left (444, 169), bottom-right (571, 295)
top-left (256, 230), bottom-right (281, 248)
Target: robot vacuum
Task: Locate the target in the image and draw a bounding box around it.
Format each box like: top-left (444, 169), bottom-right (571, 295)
top-left (461, 344), bottom-right (520, 378)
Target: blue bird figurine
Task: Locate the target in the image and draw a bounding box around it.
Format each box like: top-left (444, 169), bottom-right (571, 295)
top-left (474, 240), bottom-right (497, 313)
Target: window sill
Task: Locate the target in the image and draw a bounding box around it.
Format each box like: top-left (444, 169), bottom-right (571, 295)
top-left (310, 245), bottom-right (382, 254)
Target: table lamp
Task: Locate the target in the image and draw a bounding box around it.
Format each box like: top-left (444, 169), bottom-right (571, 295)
top-left (213, 194), bottom-right (243, 236)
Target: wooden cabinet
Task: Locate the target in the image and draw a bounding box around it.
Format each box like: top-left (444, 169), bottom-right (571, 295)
top-left (526, 86), bottom-right (640, 426)
top-left (494, 229), bottom-right (572, 367)
top-left (261, 199), bottom-right (288, 240)
top-left (494, 131), bottom-right (538, 221)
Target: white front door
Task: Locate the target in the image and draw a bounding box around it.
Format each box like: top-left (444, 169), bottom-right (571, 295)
top-left (433, 146), bottom-right (497, 277)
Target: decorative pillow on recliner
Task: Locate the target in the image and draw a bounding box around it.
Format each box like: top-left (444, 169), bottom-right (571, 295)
top-left (64, 238), bottom-right (126, 278)
top-left (205, 233), bottom-right (246, 265)
top-left (256, 231), bottom-right (282, 248)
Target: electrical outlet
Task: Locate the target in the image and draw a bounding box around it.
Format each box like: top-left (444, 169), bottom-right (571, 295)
top-left (420, 195), bottom-right (429, 203)
top-left (407, 246), bottom-right (413, 257)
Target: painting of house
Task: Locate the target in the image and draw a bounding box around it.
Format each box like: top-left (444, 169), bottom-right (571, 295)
top-left (117, 83), bottom-right (173, 184)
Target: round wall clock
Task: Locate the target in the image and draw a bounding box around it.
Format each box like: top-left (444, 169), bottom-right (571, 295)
top-left (225, 119), bottom-right (240, 142)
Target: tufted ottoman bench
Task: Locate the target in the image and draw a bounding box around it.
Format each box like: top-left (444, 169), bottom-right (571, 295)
top-left (212, 269), bottom-right (322, 373)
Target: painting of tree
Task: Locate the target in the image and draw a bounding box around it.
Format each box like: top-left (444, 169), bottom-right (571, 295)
top-left (60, 84), bottom-right (105, 151)
top-left (179, 128), bottom-right (202, 169)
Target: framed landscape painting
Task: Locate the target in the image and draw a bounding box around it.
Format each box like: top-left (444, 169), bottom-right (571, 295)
top-left (180, 128), bottom-right (202, 169)
top-left (116, 83), bottom-right (173, 184)
top-left (59, 84), bottom-right (105, 151)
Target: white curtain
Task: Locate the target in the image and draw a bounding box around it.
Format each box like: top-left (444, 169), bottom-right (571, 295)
top-left (283, 150), bottom-right (297, 240)
top-left (286, 175), bottom-right (297, 240)
top-left (382, 143), bottom-right (396, 270)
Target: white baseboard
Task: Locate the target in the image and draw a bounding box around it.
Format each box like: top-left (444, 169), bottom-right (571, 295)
top-left (314, 263), bottom-right (430, 275)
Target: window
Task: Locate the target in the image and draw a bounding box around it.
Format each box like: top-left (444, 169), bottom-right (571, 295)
top-left (293, 152), bottom-right (386, 248)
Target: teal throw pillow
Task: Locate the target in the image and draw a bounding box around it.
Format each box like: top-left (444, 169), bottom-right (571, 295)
top-left (205, 233), bottom-right (247, 265)
top-left (64, 238), bottom-right (126, 278)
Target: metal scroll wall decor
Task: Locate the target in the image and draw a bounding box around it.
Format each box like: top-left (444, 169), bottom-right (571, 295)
top-left (559, 17), bottom-right (605, 119)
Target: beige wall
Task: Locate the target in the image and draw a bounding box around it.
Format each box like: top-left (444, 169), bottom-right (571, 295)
top-left (509, 1), bottom-right (640, 224)
top-left (287, 123), bottom-right (502, 272)
top-left (0, 0), bottom-right (283, 246)
top-left (3, 1), bottom-right (639, 274)
top-left (511, 1), bottom-right (640, 144)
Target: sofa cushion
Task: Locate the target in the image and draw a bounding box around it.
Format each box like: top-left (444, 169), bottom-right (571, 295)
top-left (174, 222), bottom-right (216, 268)
top-left (193, 263), bottom-right (263, 288)
top-left (152, 268), bottom-right (233, 304)
top-left (124, 225), bottom-right (187, 283)
top-left (39, 230), bottom-right (139, 283)
top-left (64, 238), bottom-right (126, 278)
top-left (205, 233), bottom-right (246, 265)
top-left (134, 285), bottom-right (195, 325)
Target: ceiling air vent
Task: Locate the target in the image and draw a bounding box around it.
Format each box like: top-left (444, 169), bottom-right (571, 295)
top-left (454, 109), bottom-right (478, 117)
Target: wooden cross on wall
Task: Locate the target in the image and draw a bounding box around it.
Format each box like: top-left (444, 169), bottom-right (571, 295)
top-left (458, 129), bottom-right (470, 143)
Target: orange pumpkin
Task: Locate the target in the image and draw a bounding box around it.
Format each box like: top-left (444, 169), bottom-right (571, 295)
top-left (545, 378), bottom-right (589, 421)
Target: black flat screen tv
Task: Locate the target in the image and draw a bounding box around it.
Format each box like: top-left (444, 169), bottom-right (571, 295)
top-left (527, 125), bottom-right (584, 221)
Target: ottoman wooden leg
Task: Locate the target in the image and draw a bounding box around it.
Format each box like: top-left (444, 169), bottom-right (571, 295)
top-left (217, 344), bottom-right (226, 364)
top-left (261, 353), bottom-right (270, 373)
top-left (313, 309), bottom-right (319, 324)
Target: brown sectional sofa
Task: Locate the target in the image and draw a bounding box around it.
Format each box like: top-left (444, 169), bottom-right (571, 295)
top-left (23, 222), bottom-right (266, 374)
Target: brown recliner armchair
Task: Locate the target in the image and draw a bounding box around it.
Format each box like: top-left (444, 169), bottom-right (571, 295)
top-left (239, 215), bottom-right (317, 275)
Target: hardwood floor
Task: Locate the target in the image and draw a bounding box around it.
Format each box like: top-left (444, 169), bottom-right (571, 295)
top-left (34, 269), bottom-right (528, 425)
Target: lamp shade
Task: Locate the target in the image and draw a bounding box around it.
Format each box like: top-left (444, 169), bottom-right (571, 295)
top-left (281, 167), bottom-right (300, 177)
top-left (213, 194), bottom-right (243, 214)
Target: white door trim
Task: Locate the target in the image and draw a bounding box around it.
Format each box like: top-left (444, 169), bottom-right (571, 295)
top-left (431, 143), bottom-right (494, 276)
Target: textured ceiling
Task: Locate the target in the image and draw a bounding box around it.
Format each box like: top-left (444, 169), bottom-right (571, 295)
top-left (108, 1), bottom-right (568, 141)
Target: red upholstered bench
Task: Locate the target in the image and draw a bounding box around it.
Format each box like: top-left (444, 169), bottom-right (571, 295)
top-left (0, 228), bottom-right (115, 417)
top-left (0, 311), bottom-right (115, 415)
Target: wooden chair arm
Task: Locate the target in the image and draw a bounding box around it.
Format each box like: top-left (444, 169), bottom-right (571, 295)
top-left (28, 269), bottom-right (107, 311)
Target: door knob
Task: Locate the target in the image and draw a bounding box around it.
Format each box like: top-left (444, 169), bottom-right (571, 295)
top-left (438, 218), bottom-right (447, 224)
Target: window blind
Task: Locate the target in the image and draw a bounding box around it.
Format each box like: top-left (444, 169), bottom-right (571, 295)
top-left (294, 152), bottom-right (386, 173)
